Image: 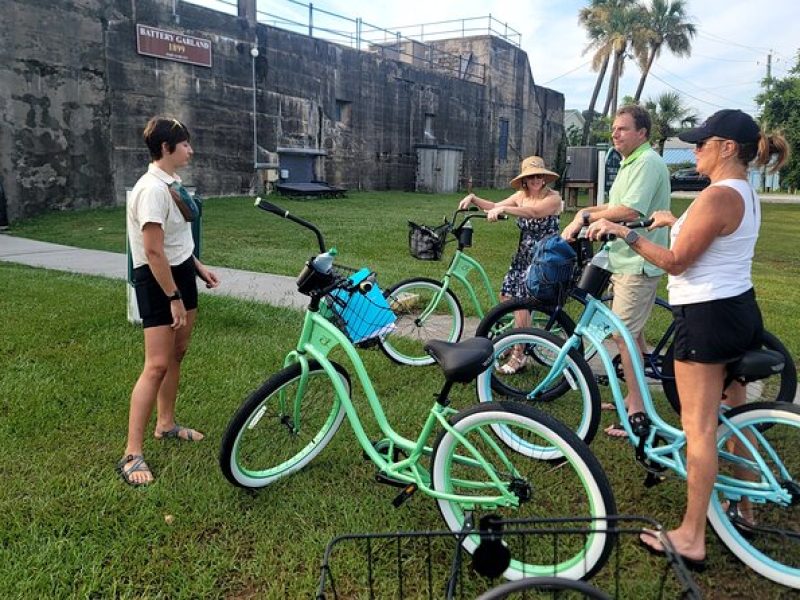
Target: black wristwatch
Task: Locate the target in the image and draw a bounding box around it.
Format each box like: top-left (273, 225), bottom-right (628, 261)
top-left (168, 290), bottom-right (182, 302)
top-left (624, 229), bottom-right (640, 246)
top-left (581, 211), bottom-right (591, 226)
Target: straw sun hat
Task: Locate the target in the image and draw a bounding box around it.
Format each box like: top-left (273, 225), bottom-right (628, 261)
top-left (509, 156), bottom-right (559, 190)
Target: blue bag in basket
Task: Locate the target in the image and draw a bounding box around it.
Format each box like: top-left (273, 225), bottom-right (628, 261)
top-left (525, 234), bottom-right (577, 304)
top-left (328, 269), bottom-right (397, 343)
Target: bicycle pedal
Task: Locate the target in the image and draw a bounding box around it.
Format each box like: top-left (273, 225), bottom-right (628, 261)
top-left (595, 374), bottom-right (609, 386)
top-left (392, 483), bottom-right (418, 508)
top-left (375, 471), bottom-right (406, 488)
top-left (644, 471), bottom-right (666, 488)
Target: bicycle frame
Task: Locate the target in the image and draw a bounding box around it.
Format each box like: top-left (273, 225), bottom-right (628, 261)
top-left (438, 249), bottom-right (498, 319)
top-left (281, 305), bottom-right (525, 508)
top-left (530, 294), bottom-right (793, 506)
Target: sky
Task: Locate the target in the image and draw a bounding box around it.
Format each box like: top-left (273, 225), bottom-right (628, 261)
top-left (193, 0), bottom-right (798, 121)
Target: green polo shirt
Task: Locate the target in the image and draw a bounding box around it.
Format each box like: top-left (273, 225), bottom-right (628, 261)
top-left (607, 142), bottom-right (671, 275)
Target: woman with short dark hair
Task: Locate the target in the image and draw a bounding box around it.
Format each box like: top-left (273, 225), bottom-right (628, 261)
top-left (117, 117), bottom-right (220, 486)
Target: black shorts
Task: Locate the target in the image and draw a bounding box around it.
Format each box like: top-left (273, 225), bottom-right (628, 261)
top-left (133, 256), bottom-right (198, 328)
top-left (671, 288), bottom-right (763, 363)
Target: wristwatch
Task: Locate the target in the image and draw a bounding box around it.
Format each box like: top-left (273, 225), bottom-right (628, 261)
top-left (624, 229), bottom-right (640, 246)
top-left (581, 211), bottom-right (591, 226)
top-left (168, 290), bottom-right (182, 302)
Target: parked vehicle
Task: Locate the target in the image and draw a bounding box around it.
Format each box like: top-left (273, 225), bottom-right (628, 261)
top-left (670, 168), bottom-right (710, 191)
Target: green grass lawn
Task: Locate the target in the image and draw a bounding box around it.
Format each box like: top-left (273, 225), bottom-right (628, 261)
top-left (1, 191), bottom-right (799, 598)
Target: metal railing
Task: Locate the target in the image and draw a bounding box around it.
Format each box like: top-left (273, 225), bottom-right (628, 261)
top-left (253, 1), bottom-right (521, 85)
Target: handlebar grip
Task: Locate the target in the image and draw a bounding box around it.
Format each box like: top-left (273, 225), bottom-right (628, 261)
top-left (598, 233), bottom-right (617, 242)
top-left (255, 197), bottom-right (289, 218)
top-left (622, 218), bottom-right (654, 229)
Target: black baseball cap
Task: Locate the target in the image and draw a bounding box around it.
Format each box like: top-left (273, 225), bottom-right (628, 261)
top-left (678, 109), bottom-right (760, 144)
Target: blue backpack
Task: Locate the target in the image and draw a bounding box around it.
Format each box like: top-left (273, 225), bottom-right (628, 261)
top-left (525, 234), bottom-right (577, 304)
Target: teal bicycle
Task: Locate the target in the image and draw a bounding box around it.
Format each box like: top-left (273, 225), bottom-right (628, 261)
top-left (219, 199), bottom-right (617, 581)
top-left (380, 209), bottom-right (572, 366)
top-left (478, 235), bottom-right (800, 587)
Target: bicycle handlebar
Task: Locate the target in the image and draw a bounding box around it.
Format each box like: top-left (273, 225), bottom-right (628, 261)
top-left (597, 217), bottom-right (655, 241)
top-left (255, 197), bottom-right (326, 253)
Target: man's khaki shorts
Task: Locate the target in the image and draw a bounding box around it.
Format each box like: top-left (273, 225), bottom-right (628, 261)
top-left (609, 273), bottom-right (660, 337)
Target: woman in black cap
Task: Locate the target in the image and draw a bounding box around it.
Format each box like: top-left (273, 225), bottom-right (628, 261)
top-left (588, 109), bottom-right (789, 568)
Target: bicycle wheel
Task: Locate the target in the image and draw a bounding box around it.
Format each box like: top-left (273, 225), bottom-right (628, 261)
top-left (662, 330), bottom-right (798, 415)
top-left (475, 576), bottom-right (611, 600)
top-left (707, 402), bottom-right (800, 588)
top-left (219, 360), bottom-right (348, 488)
top-left (477, 328), bottom-right (601, 455)
top-left (379, 277), bottom-right (464, 366)
top-left (475, 297), bottom-right (577, 342)
top-left (431, 402), bottom-right (616, 581)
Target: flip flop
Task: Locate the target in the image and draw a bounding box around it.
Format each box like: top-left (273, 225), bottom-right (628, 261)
top-left (604, 423), bottom-right (628, 439)
top-left (116, 454), bottom-right (153, 487)
top-left (638, 529), bottom-right (706, 573)
top-left (155, 424), bottom-right (204, 442)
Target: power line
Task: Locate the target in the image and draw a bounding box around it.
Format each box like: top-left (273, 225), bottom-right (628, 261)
top-left (696, 30), bottom-right (768, 55)
top-left (646, 71), bottom-right (757, 112)
top-left (541, 60), bottom-right (592, 85)
top-left (690, 52), bottom-right (757, 64)
top-left (651, 64), bottom-right (760, 106)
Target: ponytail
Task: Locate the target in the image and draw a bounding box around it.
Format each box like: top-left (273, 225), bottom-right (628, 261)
top-left (740, 131), bottom-right (790, 173)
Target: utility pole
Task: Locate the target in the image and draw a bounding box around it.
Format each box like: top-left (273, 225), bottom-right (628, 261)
top-left (766, 50), bottom-right (773, 91)
top-left (760, 50), bottom-right (773, 192)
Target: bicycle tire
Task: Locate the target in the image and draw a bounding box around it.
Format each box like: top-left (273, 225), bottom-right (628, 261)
top-left (475, 297), bottom-right (577, 342)
top-left (662, 329), bottom-right (798, 415)
top-left (707, 401), bottom-right (800, 588)
top-left (219, 360), bottom-right (349, 488)
top-left (476, 328), bottom-right (602, 455)
top-left (431, 402), bottom-right (616, 581)
top-left (475, 576), bottom-right (612, 600)
top-left (379, 277), bottom-right (463, 366)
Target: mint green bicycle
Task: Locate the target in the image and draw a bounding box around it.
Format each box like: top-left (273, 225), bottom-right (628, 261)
top-left (378, 209), bottom-right (500, 366)
top-left (219, 199), bottom-right (617, 581)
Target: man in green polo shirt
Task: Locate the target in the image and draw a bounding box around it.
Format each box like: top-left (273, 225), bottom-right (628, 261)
top-left (562, 104), bottom-right (670, 438)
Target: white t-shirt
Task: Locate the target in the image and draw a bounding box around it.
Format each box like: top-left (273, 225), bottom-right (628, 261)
top-left (127, 164), bottom-right (194, 268)
top-left (667, 178), bottom-right (760, 305)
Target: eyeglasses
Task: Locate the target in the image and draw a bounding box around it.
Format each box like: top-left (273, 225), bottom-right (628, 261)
top-left (527, 174), bottom-right (545, 180)
top-left (695, 138), bottom-right (726, 150)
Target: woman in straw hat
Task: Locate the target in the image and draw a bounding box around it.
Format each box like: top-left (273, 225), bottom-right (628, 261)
top-left (458, 156), bottom-right (562, 374)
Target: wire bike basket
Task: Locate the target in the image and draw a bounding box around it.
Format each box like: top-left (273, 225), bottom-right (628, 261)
top-left (316, 516), bottom-right (701, 599)
top-left (321, 265), bottom-right (397, 344)
top-left (408, 221), bottom-right (452, 261)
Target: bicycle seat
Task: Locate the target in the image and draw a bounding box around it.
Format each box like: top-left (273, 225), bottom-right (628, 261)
top-left (424, 337), bottom-right (495, 383)
top-left (727, 348), bottom-right (785, 382)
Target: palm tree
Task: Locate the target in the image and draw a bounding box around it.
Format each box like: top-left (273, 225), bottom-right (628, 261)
top-left (601, 4), bottom-right (648, 117)
top-left (644, 91), bottom-right (697, 154)
top-left (578, 0), bottom-right (643, 143)
top-left (633, 0), bottom-right (697, 102)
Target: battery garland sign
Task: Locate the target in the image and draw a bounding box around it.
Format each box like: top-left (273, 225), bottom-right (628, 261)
top-left (136, 24), bottom-right (212, 68)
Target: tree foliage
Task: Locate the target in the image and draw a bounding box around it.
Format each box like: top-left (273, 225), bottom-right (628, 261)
top-left (577, 0), bottom-right (696, 142)
top-left (757, 52), bottom-right (800, 190)
top-left (644, 91), bottom-right (697, 154)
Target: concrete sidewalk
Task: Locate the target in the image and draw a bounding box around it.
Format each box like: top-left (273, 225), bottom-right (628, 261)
top-left (0, 233), bottom-right (307, 310)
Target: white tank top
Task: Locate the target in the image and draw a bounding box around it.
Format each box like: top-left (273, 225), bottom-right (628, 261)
top-left (667, 179), bottom-right (760, 305)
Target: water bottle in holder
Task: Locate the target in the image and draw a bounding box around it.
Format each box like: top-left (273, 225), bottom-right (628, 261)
top-left (297, 247), bottom-right (338, 295)
top-left (576, 245), bottom-right (613, 299)
top-left (312, 247), bottom-right (338, 274)
top-left (458, 220), bottom-right (474, 248)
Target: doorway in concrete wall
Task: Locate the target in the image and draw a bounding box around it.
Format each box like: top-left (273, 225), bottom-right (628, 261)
top-left (415, 144), bottom-right (464, 193)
